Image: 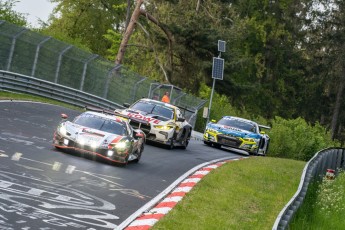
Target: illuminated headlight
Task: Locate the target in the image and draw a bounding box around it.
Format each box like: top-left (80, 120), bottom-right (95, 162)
top-left (63, 139), bottom-right (69, 145)
top-left (154, 125), bottom-right (174, 130)
top-left (90, 141), bottom-right (98, 149)
top-left (107, 150), bottom-right (114, 157)
top-left (115, 141), bottom-right (129, 150)
top-left (59, 125), bottom-right (67, 135)
top-left (79, 138), bottom-right (85, 146)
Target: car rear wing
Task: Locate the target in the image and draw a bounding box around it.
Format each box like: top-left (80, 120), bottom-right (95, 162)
top-left (85, 106), bottom-right (149, 125)
top-left (258, 124), bottom-right (271, 130)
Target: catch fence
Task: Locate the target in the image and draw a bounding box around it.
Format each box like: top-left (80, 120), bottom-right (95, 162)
top-left (0, 20), bottom-right (206, 127)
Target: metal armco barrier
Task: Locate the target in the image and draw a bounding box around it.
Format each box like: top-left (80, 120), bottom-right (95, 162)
top-left (0, 71), bottom-right (124, 110)
top-left (272, 148), bottom-right (345, 230)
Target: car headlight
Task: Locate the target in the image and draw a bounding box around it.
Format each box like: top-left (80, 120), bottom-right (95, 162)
top-left (206, 128), bottom-right (216, 133)
top-left (115, 140), bottom-right (130, 150)
top-left (154, 125), bottom-right (174, 130)
top-left (59, 125), bottom-right (67, 135)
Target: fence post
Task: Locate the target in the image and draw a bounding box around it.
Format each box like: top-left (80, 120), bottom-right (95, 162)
top-left (79, 54), bottom-right (99, 91)
top-left (54, 45), bottom-right (72, 83)
top-left (131, 77), bottom-right (147, 103)
top-left (103, 64), bottom-right (121, 99)
top-left (31, 37), bottom-right (51, 77)
top-left (6, 28), bottom-right (27, 71)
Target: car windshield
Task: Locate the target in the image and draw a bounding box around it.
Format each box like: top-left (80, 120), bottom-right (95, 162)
top-left (218, 117), bottom-right (256, 132)
top-left (131, 101), bottom-right (174, 119)
top-left (74, 113), bottom-right (127, 135)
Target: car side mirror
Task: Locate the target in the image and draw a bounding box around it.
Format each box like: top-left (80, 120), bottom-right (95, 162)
top-left (123, 103), bottom-right (130, 108)
top-left (135, 132), bottom-right (144, 138)
top-left (177, 117), bottom-right (185, 122)
top-left (61, 113), bottom-right (68, 119)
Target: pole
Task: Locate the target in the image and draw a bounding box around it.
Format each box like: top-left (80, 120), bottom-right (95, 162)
top-left (206, 77), bottom-right (216, 126)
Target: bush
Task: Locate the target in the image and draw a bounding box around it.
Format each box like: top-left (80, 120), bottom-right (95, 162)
top-left (267, 116), bottom-right (340, 161)
top-left (194, 84), bottom-right (340, 161)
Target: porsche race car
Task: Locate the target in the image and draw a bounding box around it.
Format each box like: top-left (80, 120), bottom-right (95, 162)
top-left (53, 111), bottom-right (145, 165)
top-left (115, 98), bottom-right (192, 149)
top-left (203, 116), bottom-right (270, 155)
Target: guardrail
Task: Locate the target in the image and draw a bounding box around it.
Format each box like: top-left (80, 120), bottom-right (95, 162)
top-left (0, 70), bottom-right (124, 110)
top-left (272, 147), bottom-right (345, 230)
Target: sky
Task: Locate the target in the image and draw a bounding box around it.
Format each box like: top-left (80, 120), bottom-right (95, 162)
top-left (12, 0), bottom-right (57, 27)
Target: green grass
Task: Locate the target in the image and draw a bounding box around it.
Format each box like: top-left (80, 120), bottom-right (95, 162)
top-left (152, 157), bottom-right (305, 230)
top-left (0, 91), bottom-right (82, 111)
top-left (289, 171), bottom-right (345, 230)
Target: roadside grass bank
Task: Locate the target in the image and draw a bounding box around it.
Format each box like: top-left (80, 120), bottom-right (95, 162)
top-left (289, 171), bottom-right (345, 230)
top-left (152, 157), bottom-right (305, 230)
top-left (0, 91), bottom-right (82, 111)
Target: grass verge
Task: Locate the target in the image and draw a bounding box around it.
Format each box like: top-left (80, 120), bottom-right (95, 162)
top-left (289, 171), bottom-right (345, 229)
top-left (152, 157), bottom-right (305, 230)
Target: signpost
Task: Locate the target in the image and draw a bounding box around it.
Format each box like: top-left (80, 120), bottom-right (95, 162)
top-left (205, 40), bottom-right (226, 126)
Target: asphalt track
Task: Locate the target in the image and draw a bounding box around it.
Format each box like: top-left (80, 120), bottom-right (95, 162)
top-left (0, 101), bottom-right (244, 229)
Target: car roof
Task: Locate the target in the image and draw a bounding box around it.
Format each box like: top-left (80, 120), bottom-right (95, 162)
top-left (136, 98), bottom-right (177, 109)
top-left (82, 111), bottom-right (129, 124)
top-left (222, 116), bottom-right (258, 125)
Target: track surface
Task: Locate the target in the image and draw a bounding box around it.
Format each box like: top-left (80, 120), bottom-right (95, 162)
top-left (0, 101), bottom-right (243, 229)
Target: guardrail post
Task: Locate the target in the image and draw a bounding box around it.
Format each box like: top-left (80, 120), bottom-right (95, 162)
top-left (31, 37), bottom-right (51, 77)
top-left (54, 45), bottom-right (72, 83)
top-left (79, 54), bottom-right (99, 91)
top-left (6, 28), bottom-right (27, 71)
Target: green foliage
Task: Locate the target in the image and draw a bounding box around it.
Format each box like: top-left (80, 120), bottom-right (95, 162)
top-left (195, 83), bottom-right (339, 161)
top-left (290, 172), bottom-right (345, 229)
top-left (0, 0), bottom-right (27, 26)
top-left (267, 117), bottom-right (340, 161)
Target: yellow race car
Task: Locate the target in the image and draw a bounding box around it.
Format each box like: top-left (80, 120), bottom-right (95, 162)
top-left (203, 116), bottom-right (270, 155)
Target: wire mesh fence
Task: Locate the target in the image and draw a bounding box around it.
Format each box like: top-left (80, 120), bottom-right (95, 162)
top-left (0, 20), bottom-right (206, 127)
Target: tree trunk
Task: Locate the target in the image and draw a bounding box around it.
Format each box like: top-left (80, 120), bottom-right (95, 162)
top-left (115, 0), bottom-right (144, 65)
top-left (330, 74), bottom-right (345, 140)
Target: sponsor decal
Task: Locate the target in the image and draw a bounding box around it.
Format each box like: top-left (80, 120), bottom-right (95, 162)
top-left (126, 112), bottom-right (161, 124)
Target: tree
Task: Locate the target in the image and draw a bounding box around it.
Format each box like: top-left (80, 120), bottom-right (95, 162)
top-left (46, 0), bottom-right (127, 56)
top-left (0, 0), bottom-right (27, 26)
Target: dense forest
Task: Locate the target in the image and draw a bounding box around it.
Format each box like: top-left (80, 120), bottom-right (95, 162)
top-left (1, 0), bottom-right (344, 144)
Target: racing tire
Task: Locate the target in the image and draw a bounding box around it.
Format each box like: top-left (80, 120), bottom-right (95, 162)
top-left (204, 141), bottom-right (212, 146)
top-left (169, 138), bottom-right (174, 150)
top-left (213, 143), bottom-right (221, 149)
top-left (181, 130), bottom-right (191, 150)
top-left (133, 145), bottom-right (144, 163)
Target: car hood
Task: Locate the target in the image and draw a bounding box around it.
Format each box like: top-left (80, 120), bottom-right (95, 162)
top-left (64, 121), bottom-right (124, 145)
top-left (119, 109), bottom-right (173, 125)
top-left (207, 123), bottom-right (260, 139)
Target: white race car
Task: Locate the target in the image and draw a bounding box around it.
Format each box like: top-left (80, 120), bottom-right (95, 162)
top-left (116, 98), bottom-right (192, 149)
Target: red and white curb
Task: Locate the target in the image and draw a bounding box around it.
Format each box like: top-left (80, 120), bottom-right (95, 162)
top-left (118, 156), bottom-right (248, 230)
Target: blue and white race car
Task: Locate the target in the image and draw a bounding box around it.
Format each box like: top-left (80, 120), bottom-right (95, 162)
top-left (203, 116), bottom-right (270, 155)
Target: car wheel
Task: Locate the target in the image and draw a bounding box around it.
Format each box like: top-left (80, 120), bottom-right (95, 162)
top-left (213, 143), bottom-right (221, 149)
top-left (133, 145), bottom-right (144, 163)
top-left (204, 141), bottom-right (212, 146)
top-left (181, 129), bottom-right (191, 150)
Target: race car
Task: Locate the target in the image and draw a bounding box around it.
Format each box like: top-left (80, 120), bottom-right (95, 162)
top-left (53, 111), bottom-right (145, 165)
top-left (115, 98), bottom-right (192, 149)
top-left (203, 116), bottom-right (270, 155)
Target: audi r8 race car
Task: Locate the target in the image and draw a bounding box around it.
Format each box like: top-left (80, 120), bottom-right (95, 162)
top-left (203, 116), bottom-right (270, 155)
top-left (115, 98), bottom-right (192, 149)
top-left (53, 111), bottom-right (145, 165)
